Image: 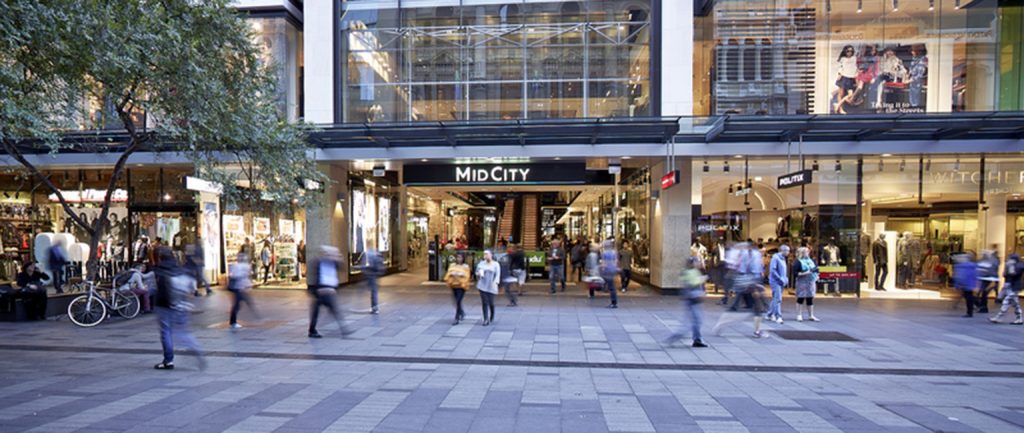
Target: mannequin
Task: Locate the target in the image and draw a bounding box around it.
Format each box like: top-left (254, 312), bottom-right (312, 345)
top-left (821, 237), bottom-right (841, 296)
top-left (690, 239), bottom-right (708, 269)
top-left (905, 233), bottom-right (922, 287)
top-left (872, 233), bottom-right (888, 291)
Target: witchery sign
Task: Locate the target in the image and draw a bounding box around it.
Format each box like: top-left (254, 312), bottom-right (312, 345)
top-left (404, 163), bottom-right (588, 185)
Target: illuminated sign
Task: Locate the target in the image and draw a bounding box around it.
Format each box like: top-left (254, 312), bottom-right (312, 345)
top-left (48, 189), bottom-right (128, 203)
top-left (404, 163), bottom-right (588, 185)
top-left (185, 176), bottom-right (223, 195)
top-left (777, 170), bottom-right (813, 189)
top-left (660, 170), bottom-right (680, 190)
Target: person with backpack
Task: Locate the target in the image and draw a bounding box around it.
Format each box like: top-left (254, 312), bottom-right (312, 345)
top-left (600, 240), bottom-right (620, 308)
top-left (228, 252), bottom-right (258, 329)
top-left (990, 253), bottom-right (1023, 325)
top-left (153, 247), bottom-right (205, 370)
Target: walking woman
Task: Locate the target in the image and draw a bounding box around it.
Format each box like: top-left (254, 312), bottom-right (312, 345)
top-left (228, 252), bottom-right (258, 329)
top-left (476, 250), bottom-right (500, 326)
top-left (445, 253), bottom-right (470, 325)
top-left (794, 247), bottom-right (820, 322)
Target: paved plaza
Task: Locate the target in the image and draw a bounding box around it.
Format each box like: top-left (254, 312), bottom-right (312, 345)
top-left (1, 283), bottom-right (1023, 433)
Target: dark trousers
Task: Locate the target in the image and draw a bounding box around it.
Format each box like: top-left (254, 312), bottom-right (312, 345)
top-left (194, 267), bottom-right (210, 294)
top-left (15, 289), bottom-right (47, 320)
top-left (479, 291), bottom-right (495, 321)
top-left (157, 307), bottom-right (202, 364)
top-left (452, 288), bottom-right (466, 320)
top-left (977, 280), bottom-right (998, 311)
top-left (52, 266), bottom-right (65, 293)
top-left (603, 276), bottom-right (619, 306)
top-left (874, 262), bottom-right (888, 290)
top-left (229, 289), bottom-right (256, 325)
top-left (503, 282), bottom-right (517, 306)
top-left (262, 265), bottom-right (271, 284)
top-left (621, 269), bottom-right (632, 290)
top-left (309, 290), bottom-right (343, 333)
top-left (961, 290), bottom-right (976, 316)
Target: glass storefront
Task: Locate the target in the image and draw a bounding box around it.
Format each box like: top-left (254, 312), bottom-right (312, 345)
top-left (248, 16), bottom-right (303, 122)
top-left (340, 0), bottom-right (652, 122)
top-left (349, 175), bottom-right (398, 274)
top-left (223, 197), bottom-right (306, 285)
top-left (695, 0), bottom-right (1003, 115)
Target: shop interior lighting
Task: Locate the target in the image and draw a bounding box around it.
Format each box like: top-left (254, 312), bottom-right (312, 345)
top-left (857, 0), bottom-right (862, 13)
top-left (812, 159), bottom-right (819, 171)
top-left (899, 159), bottom-right (906, 172)
top-left (929, 0), bottom-right (934, 10)
top-left (723, 160), bottom-right (730, 172)
top-left (892, 0), bottom-right (898, 12)
top-left (163, 193), bottom-right (171, 201)
top-left (955, 0), bottom-right (961, 9)
top-left (702, 159), bottom-right (709, 172)
top-left (835, 160), bottom-right (842, 173)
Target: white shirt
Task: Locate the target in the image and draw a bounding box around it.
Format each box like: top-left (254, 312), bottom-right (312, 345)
top-left (319, 261), bottom-right (338, 288)
top-left (838, 57), bottom-right (857, 78)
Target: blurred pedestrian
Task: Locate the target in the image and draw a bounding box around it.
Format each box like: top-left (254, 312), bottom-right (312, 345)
top-left (571, 236), bottom-right (586, 282)
top-left (186, 242), bottom-right (211, 297)
top-left (712, 243), bottom-right (766, 338)
top-left (548, 238), bottom-right (567, 293)
top-left (228, 252), bottom-right (258, 329)
top-left (990, 253), bottom-right (1023, 325)
top-left (445, 253), bottom-right (470, 325)
top-left (476, 250), bottom-right (500, 326)
top-left (364, 249), bottom-right (384, 314)
top-left (306, 245), bottom-right (352, 338)
top-left (767, 245), bottom-right (790, 324)
top-left (583, 242), bottom-right (604, 298)
top-left (296, 240), bottom-right (306, 280)
top-left (952, 252), bottom-right (978, 318)
top-left (600, 240), bottom-right (620, 308)
top-left (509, 244), bottom-right (526, 304)
top-left (260, 240), bottom-right (273, 285)
top-left (794, 247), bottom-right (820, 322)
top-left (976, 248), bottom-right (1000, 314)
top-left (153, 247), bottom-right (205, 370)
top-left (665, 257), bottom-right (708, 348)
top-left (619, 240), bottom-right (633, 292)
top-left (47, 239), bottom-right (68, 294)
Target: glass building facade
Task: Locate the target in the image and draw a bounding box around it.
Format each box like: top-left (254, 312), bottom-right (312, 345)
top-left (340, 0), bottom-right (652, 122)
top-left (693, 0), bottom-right (1013, 115)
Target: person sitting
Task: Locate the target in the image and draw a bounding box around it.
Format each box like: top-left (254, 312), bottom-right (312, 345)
top-left (15, 262), bottom-right (50, 320)
top-left (116, 264), bottom-right (153, 313)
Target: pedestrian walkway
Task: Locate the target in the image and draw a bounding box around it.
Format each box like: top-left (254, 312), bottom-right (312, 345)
top-left (0, 289), bottom-right (1022, 432)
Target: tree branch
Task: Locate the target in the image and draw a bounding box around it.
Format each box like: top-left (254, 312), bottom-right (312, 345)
top-left (0, 138), bottom-right (93, 236)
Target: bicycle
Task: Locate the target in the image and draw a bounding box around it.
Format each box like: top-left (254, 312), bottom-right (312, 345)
top-left (67, 280), bottom-right (141, 327)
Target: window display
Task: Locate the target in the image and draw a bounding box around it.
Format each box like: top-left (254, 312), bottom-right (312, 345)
top-left (349, 177), bottom-right (398, 274)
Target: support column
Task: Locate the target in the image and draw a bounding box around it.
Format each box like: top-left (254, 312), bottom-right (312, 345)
top-left (398, 184), bottom-right (409, 272)
top-left (982, 194), bottom-right (1008, 273)
top-left (305, 163), bottom-right (350, 283)
top-left (649, 158), bottom-right (693, 293)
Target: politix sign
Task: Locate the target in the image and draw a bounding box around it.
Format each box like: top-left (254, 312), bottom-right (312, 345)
top-left (403, 163), bottom-right (587, 185)
top-left (777, 169), bottom-right (813, 189)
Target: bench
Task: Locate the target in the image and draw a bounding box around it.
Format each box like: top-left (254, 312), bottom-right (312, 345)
top-left (0, 291), bottom-right (80, 322)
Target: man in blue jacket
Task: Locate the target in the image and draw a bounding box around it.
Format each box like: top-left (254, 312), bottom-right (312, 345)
top-left (952, 253), bottom-right (978, 318)
top-left (767, 245), bottom-right (790, 324)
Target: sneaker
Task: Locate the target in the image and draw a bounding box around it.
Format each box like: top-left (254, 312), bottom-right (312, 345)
top-left (989, 317), bottom-right (1000, 324)
top-left (809, 316), bottom-right (820, 322)
top-left (230, 323), bottom-right (243, 329)
top-left (775, 317), bottom-right (784, 325)
top-left (692, 340), bottom-right (708, 348)
top-left (753, 330), bottom-right (764, 338)
top-left (482, 320), bottom-right (490, 326)
top-left (154, 362), bottom-right (174, 370)
top-left (308, 332), bottom-right (323, 338)
top-left (607, 304), bottom-right (618, 309)
top-left (797, 315), bottom-right (803, 322)
top-left (1013, 319), bottom-right (1024, 325)
top-left (371, 308), bottom-right (380, 315)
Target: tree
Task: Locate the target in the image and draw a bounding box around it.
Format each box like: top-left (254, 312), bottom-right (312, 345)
top-left (0, 0), bottom-right (326, 280)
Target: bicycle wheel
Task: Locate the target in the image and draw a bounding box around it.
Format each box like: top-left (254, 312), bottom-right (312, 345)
top-left (67, 294), bottom-right (107, 327)
top-left (114, 291), bottom-right (141, 319)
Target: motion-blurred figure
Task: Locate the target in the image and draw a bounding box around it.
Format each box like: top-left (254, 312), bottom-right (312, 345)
top-left (445, 253), bottom-right (470, 325)
top-left (665, 257), bottom-right (708, 348)
top-left (186, 242), bottom-right (211, 297)
top-left (364, 249), bottom-right (384, 315)
top-left (990, 253), bottom-right (1023, 325)
top-left (153, 247), bottom-right (205, 370)
top-left (228, 252), bottom-right (258, 329)
top-left (306, 245), bottom-right (351, 338)
top-left (952, 253), bottom-right (978, 318)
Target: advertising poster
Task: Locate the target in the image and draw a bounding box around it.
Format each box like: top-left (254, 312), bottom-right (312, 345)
top-left (254, 217), bottom-right (271, 239)
top-left (279, 219), bottom-right (295, 243)
top-left (830, 43), bottom-right (928, 115)
top-left (202, 201), bottom-right (220, 272)
top-left (351, 189), bottom-right (366, 259)
top-left (62, 207), bottom-right (128, 246)
top-left (378, 198), bottom-right (390, 252)
top-left (224, 215), bottom-right (246, 264)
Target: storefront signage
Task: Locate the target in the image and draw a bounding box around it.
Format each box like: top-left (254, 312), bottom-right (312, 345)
top-left (185, 176), bottom-right (223, 195)
top-left (403, 163), bottom-right (587, 185)
top-left (660, 170), bottom-right (680, 190)
top-left (777, 170), bottom-right (812, 189)
top-left (48, 188), bottom-right (127, 203)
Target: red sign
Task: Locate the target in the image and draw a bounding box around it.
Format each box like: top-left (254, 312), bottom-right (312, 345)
top-left (819, 272), bottom-right (860, 279)
top-left (660, 170), bottom-right (680, 190)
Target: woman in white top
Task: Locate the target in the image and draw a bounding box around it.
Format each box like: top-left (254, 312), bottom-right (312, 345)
top-left (476, 250), bottom-right (500, 326)
top-left (835, 45), bottom-right (858, 114)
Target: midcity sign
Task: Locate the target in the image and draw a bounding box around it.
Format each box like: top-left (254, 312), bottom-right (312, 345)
top-left (403, 163), bottom-right (587, 185)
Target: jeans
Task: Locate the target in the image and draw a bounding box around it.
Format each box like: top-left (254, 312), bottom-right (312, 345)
top-left (550, 264), bottom-right (565, 292)
top-left (479, 291), bottom-right (495, 321)
top-left (685, 298), bottom-right (703, 342)
top-left (451, 288), bottom-right (466, 321)
top-left (909, 82), bottom-right (922, 107)
top-left (229, 289), bottom-right (255, 325)
top-left (621, 269), bottom-right (632, 290)
top-left (367, 277), bottom-right (379, 310)
top-left (309, 290), bottom-right (344, 333)
top-left (503, 282), bottom-right (518, 306)
top-left (603, 275), bottom-right (618, 306)
top-left (767, 283), bottom-right (783, 318)
top-left (977, 280), bottom-right (998, 311)
top-left (874, 262), bottom-right (888, 290)
top-left (961, 290), bottom-right (976, 316)
top-left (52, 265), bottom-right (65, 293)
top-left (996, 290), bottom-right (1022, 320)
top-left (157, 307), bottom-right (202, 364)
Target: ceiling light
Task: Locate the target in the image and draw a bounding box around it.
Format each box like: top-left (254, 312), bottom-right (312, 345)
top-left (835, 160), bottom-right (842, 173)
top-left (899, 159), bottom-right (906, 172)
top-left (703, 159), bottom-right (709, 172)
top-left (857, 0), bottom-right (863, 13)
top-left (621, 156), bottom-right (632, 160)
top-left (733, 155), bottom-right (743, 159)
top-left (420, 159), bottom-right (429, 162)
top-left (723, 161), bottom-right (730, 172)
top-left (812, 160), bottom-right (819, 171)
top-left (928, 0), bottom-right (934, 10)
top-left (163, 193), bottom-right (171, 201)
top-left (955, 0), bottom-right (961, 9)
top-left (892, 0), bottom-right (898, 11)
top-left (881, 153), bottom-right (893, 157)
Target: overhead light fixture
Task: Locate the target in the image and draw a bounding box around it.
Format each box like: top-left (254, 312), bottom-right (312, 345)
top-left (857, 0), bottom-right (862, 13)
top-left (812, 159), bottom-right (819, 171)
top-left (703, 159), bottom-right (709, 172)
top-left (954, 157), bottom-right (961, 171)
top-left (621, 156), bottom-right (632, 160)
top-left (835, 160), bottom-right (842, 173)
top-left (163, 193), bottom-right (171, 201)
top-left (881, 153), bottom-right (893, 157)
top-left (899, 159), bottom-right (906, 172)
top-left (420, 158), bottom-right (429, 162)
top-left (892, 0), bottom-right (898, 12)
top-left (928, 0), bottom-right (934, 10)
top-left (723, 160), bottom-right (730, 172)
top-left (955, 0), bottom-right (961, 9)
top-left (733, 154), bottom-right (743, 159)
top-left (373, 164), bottom-right (386, 177)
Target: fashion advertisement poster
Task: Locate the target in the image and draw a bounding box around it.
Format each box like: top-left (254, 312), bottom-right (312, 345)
top-left (202, 201), bottom-right (220, 272)
top-left (254, 217), bottom-right (271, 239)
top-left (223, 215), bottom-right (246, 263)
top-left (831, 43), bottom-right (927, 115)
top-left (351, 189), bottom-right (366, 258)
top-left (279, 219), bottom-right (295, 243)
top-left (378, 198), bottom-right (390, 252)
top-left (61, 207), bottom-right (128, 246)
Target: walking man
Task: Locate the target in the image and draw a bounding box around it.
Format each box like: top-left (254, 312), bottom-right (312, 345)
top-left (364, 249), bottom-right (384, 314)
top-left (153, 247), bottom-right (205, 370)
top-left (48, 239), bottom-right (68, 294)
top-left (228, 252), bottom-right (258, 329)
top-left (767, 245), bottom-right (789, 324)
top-left (548, 238), bottom-right (567, 293)
top-left (307, 245), bottom-right (352, 338)
top-left (991, 253), bottom-right (1023, 325)
top-left (600, 240), bottom-right (620, 308)
top-left (666, 257), bottom-right (708, 348)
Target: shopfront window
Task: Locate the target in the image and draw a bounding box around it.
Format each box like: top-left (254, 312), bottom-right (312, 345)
top-left (349, 176), bottom-right (398, 274)
top-left (341, 0), bottom-right (651, 122)
top-left (696, 0), bottom-right (1000, 115)
top-left (249, 16), bottom-right (302, 122)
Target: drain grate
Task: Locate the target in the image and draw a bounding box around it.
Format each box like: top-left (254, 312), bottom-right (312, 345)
top-left (772, 330), bottom-right (860, 342)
